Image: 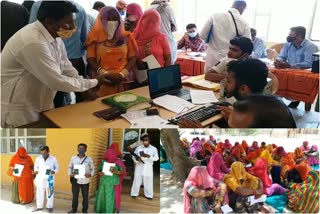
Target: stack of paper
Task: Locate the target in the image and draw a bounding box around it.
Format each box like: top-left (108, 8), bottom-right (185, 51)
top-left (130, 115), bottom-right (178, 128)
top-left (152, 95), bottom-right (195, 114)
top-left (220, 205), bottom-right (233, 214)
top-left (102, 162), bottom-right (116, 176)
top-left (190, 90), bottom-right (218, 104)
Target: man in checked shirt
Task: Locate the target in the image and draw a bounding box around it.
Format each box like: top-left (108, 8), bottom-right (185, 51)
top-left (68, 144), bottom-right (95, 213)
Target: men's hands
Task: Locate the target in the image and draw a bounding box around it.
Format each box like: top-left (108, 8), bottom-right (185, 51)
top-left (84, 173), bottom-right (91, 178)
top-left (178, 118), bottom-right (203, 128)
top-left (274, 60), bottom-right (290, 69)
top-left (82, 87), bottom-right (98, 101)
top-left (217, 105), bottom-right (232, 121)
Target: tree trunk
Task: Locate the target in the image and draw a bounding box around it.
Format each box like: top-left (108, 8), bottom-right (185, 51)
top-left (160, 129), bottom-right (195, 183)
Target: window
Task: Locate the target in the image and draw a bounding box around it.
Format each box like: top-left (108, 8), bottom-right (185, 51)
top-left (0, 129), bottom-right (46, 154)
top-left (311, 1), bottom-right (320, 41)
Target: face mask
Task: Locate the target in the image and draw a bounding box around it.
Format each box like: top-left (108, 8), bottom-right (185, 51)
top-left (78, 149), bottom-right (85, 155)
top-left (57, 27), bottom-right (77, 39)
top-left (188, 32), bottom-right (197, 38)
top-left (286, 36), bottom-right (296, 43)
top-left (106, 21), bottom-right (119, 40)
top-left (120, 10), bottom-right (125, 16)
top-left (42, 154), bottom-right (49, 159)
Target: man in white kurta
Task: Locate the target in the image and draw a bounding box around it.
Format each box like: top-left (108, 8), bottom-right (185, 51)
top-left (150, 0), bottom-right (178, 64)
top-left (1, 1), bottom-right (106, 127)
top-left (200, 0), bottom-right (251, 73)
top-left (131, 137), bottom-right (159, 199)
top-left (33, 146), bottom-right (59, 213)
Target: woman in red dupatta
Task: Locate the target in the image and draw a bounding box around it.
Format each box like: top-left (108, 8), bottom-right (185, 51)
top-left (7, 147), bottom-right (34, 204)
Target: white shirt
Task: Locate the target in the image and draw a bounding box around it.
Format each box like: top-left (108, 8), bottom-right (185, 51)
top-left (68, 155), bottom-right (95, 185)
top-left (34, 155), bottom-right (59, 188)
top-left (133, 145), bottom-right (159, 177)
top-left (1, 21), bottom-right (98, 127)
top-left (211, 57), bottom-right (237, 75)
top-left (200, 8), bottom-right (251, 72)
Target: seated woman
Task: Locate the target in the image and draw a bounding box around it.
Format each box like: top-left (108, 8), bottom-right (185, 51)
top-left (223, 162), bottom-right (264, 213)
top-left (86, 6), bottom-right (138, 97)
top-left (306, 145), bottom-right (319, 166)
top-left (294, 147), bottom-right (308, 164)
top-left (184, 166), bottom-right (228, 214)
top-left (270, 146), bottom-right (288, 186)
top-left (259, 144), bottom-right (278, 169)
top-left (7, 147), bottom-right (34, 204)
top-left (133, 9), bottom-right (171, 67)
top-left (207, 152), bottom-right (230, 181)
top-left (95, 145), bottom-right (126, 213)
top-left (248, 158), bottom-right (287, 196)
top-left (287, 170), bottom-right (319, 213)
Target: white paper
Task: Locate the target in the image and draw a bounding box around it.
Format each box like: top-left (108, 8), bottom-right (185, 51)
top-left (226, 96), bottom-right (237, 105)
top-left (187, 52), bottom-right (202, 57)
top-left (246, 163), bottom-right (253, 168)
top-left (102, 162), bottom-right (116, 176)
top-left (192, 79), bottom-right (220, 89)
top-left (130, 115), bottom-right (179, 128)
top-left (248, 194), bottom-right (267, 205)
top-left (39, 166), bottom-right (51, 177)
top-left (74, 165), bottom-right (86, 179)
top-left (207, 211), bottom-right (214, 214)
top-left (153, 95), bottom-right (195, 113)
top-left (121, 111), bottom-right (147, 124)
top-left (220, 205), bottom-right (233, 214)
top-left (13, 164), bottom-right (24, 177)
top-left (142, 54), bottom-right (161, 69)
top-left (190, 90), bottom-right (218, 104)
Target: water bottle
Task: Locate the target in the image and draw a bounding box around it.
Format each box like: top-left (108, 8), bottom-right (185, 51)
top-left (219, 79), bottom-right (226, 98)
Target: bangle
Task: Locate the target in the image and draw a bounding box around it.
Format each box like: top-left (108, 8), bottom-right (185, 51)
top-left (120, 68), bottom-right (129, 78)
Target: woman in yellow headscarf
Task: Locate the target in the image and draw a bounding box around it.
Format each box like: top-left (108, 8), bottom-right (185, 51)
top-left (85, 6), bottom-right (138, 97)
top-left (224, 162), bottom-right (264, 213)
top-left (259, 144), bottom-right (278, 168)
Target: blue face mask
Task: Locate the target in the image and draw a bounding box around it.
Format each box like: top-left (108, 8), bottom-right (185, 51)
top-left (120, 10), bottom-right (125, 16)
top-left (78, 149), bottom-right (85, 155)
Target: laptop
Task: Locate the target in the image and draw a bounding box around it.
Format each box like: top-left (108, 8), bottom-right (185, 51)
top-left (147, 64), bottom-right (191, 101)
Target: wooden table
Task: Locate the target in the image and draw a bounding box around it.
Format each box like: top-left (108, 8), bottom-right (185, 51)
top-left (269, 67), bottom-right (320, 104)
top-left (176, 52), bottom-right (205, 76)
top-left (41, 86), bottom-right (223, 128)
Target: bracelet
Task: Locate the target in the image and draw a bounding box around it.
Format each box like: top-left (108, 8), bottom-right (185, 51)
top-left (119, 68), bottom-right (129, 78)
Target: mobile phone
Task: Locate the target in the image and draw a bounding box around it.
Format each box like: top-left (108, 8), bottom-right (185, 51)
top-left (146, 109), bottom-right (159, 116)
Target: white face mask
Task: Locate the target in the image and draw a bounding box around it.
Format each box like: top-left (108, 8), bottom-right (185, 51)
top-left (106, 21), bottom-right (119, 40)
top-left (188, 32), bottom-right (197, 38)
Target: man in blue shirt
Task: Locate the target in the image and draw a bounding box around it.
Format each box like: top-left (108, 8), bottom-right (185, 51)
top-left (275, 26), bottom-right (318, 69)
top-left (275, 26), bottom-right (319, 109)
top-left (29, 1), bottom-right (89, 106)
top-left (250, 28), bottom-right (267, 59)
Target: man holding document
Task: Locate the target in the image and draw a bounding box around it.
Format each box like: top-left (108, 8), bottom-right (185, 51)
top-left (68, 144), bottom-right (94, 213)
top-left (32, 146), bottom-right (59, 213)
top-left (131, 135), bottom-right (159, 200)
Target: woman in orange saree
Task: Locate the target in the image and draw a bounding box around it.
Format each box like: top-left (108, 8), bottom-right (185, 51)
top-left (7, 147), bottom-right (34, 204)
top-left (85, 6), bottom-right (138, 97)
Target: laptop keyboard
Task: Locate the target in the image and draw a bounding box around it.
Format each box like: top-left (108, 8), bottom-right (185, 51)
top-left (169, 104), bottom-right (221, 124)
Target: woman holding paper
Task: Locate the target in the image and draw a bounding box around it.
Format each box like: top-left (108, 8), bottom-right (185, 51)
top-left (7, 147), bottom-right (34, 204)
top-left (133, 9), bottom-right (171, 67)
top-left (85, 6), bottom-right (138, 97)
top-left (96, 145), bottom-right (126, 213)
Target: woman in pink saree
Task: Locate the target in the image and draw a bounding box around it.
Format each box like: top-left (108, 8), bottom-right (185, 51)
top-left (184, 166), bottom-right (228, 213)
top-left (207, 152), bottom-right (230, 181)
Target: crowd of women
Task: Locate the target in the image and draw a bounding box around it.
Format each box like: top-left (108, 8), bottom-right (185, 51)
top-left (181, 136), bottom-right (319, 213)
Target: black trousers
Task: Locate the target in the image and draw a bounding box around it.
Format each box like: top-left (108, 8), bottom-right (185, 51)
top-left (54, 57), bottom-right (87, 108)
top-left (72, 182), bottom-right (89, 212)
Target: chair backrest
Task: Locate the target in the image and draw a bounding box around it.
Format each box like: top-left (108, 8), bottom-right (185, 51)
top-left (270, 43), bottom-right (284, 54)
top-left (264, 71), bottom-right (279, 95)
top-left (266, 48), bottom-right (278, 60)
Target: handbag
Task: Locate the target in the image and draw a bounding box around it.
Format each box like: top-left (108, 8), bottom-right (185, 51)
top-left (70, 156), bottom-right (87, 184)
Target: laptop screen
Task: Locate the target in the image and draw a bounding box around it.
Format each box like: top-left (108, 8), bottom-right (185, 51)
top-left (147, 65), bottom-right (182, 98)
